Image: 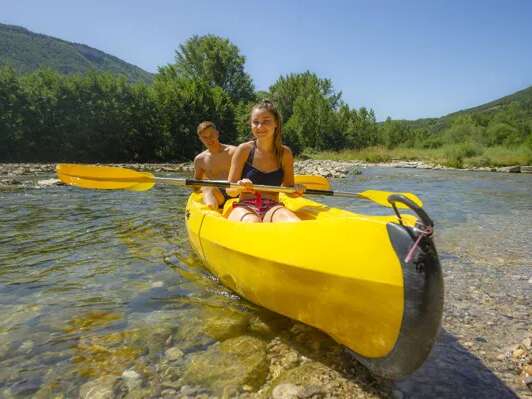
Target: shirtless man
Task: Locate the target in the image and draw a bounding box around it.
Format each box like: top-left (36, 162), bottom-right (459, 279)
top-left (193, 121), bottom-right (236, 208)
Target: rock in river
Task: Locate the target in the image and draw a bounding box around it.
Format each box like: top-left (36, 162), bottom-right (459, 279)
top-left (180, 335), bottom-right (268, 394)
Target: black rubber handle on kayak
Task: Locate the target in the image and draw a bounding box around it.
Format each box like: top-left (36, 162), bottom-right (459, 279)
top-left (388, 194), bottom-right (434, 227)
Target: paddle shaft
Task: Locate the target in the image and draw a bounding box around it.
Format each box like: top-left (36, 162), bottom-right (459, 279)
top-left (56, 164), bottom-right (423, 208)
top-left (156, 177), bottom-right (360, 198)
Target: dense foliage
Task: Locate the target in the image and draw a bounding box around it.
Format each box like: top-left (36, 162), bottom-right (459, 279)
top-left (375, 87), bottom-right (532, 166)
top-left (1, 32), bottom-right (531, 163)
top-left (172, 35), bottom-right (255, 104)
top-left (0, 23), bottom-right (152, 83)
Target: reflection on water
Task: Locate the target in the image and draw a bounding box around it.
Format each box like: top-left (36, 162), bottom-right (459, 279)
top-left (0, 168), bottom-right (530, 397)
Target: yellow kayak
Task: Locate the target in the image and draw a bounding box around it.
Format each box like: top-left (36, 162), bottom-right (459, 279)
top-left (185, 192), bottom-right (443, 378)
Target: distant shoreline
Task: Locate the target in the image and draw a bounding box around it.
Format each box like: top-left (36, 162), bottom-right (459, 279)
top-left (0, 160), bottom-right (531, 187)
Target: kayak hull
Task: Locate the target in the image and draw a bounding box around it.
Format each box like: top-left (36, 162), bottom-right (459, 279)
top-left (185, 193), bottom-right (443, 378)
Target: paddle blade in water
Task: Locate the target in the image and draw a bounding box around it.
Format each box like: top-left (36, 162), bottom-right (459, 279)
top-left (56, 164), bottom-right (155, 191)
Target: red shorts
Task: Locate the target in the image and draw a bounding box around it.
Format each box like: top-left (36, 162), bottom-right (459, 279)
top-left (233, 193), bottom-right (283, 220)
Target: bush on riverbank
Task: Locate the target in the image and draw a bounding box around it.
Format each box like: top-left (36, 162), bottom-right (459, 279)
top-left (308, 144), bottom-right (532, 168)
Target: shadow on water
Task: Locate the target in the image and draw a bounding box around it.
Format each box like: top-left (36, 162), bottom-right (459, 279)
top-left (395, 329), bottom-right (519, 399)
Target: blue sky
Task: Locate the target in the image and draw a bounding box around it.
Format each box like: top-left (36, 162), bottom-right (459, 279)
top-left (2, 0), bottom-right (531, 120)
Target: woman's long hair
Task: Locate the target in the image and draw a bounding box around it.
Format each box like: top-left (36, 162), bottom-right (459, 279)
top-left (251, 100), bottom-right (284, 166)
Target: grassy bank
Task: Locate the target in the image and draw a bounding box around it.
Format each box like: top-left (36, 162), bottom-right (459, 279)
top-left (306, 144), bottom-right (532, 168)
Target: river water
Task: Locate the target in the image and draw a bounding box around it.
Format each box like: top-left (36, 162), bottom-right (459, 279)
top-left (0, 167), bottom-right (530, 398)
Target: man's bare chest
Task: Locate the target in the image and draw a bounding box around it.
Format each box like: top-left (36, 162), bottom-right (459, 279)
top-left (203, 151), bottom-right (231, 177)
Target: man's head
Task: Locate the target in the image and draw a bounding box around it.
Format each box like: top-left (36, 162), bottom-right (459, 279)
top-left (197, 121), bottom-right (220, 148)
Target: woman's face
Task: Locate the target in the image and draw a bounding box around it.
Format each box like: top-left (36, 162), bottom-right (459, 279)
top-left (251, 109), bottom-right (277, 140)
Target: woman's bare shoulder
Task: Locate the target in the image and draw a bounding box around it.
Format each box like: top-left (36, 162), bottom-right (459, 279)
top-left (235, 141), bottom-right (254, 154)
top-left (282, 145), bottom-right (294, 159)
top-left (233, 141), bottom-right (253, 160)
top-left (282, 145), bottom-right (293, 153)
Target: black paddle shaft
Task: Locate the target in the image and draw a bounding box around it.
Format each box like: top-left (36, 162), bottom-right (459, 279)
top-left (184, 179), bottom-right (334, 196)
top-left (184, 178), bottom-right (232, 188)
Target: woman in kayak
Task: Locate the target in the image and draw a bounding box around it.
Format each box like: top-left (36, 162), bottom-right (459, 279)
top-left (227, 100), bottom-right (304, 222)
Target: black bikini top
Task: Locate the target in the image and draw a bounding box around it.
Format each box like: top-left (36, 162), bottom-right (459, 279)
top-left (240, 142), bottom-right (284, 186)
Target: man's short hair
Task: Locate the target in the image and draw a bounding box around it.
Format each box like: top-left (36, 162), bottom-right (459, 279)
top-left (197, 121), bottom-right (216, 135)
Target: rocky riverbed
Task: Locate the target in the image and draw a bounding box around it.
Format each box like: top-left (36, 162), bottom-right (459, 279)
top-left (17, 266), bottom-right (529, 399)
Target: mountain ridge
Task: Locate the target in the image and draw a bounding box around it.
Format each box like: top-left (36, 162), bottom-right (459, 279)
top-left (0, 22), bottom-right (153, 83)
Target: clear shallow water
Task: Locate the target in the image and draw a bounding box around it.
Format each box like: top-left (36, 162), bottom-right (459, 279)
top-left (0, 167), bottom-right (531, 398)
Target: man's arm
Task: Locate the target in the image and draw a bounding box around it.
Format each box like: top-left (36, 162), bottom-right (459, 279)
top-left (192, 155), bottom-right (205, 192)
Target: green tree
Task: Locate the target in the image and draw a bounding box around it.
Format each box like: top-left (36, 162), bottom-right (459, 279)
top-left (269, 71), bottom-right (347, 152)
top-left (443, 115), bottom-right (484, 144)
top-left (284, 93), bottom-right (344, 152)
top-left (153, 74), bottom-right (236, 160)
top-left (380, 118), bottom-right (410, 149)
top-left (18, 68), bottom-right (63, 161)
top-left (353, 107), bottom-right (379, 147)
top-left (336, 105), bottom-right (377, 149)
top-left (269, 71), bottom-right (341, 123)
top-left (0, 66), bottom-right (26, 160)
top-left (485, 122), bottom-right (520, 146)
top-left (173, 35), bottom-right (255, 104)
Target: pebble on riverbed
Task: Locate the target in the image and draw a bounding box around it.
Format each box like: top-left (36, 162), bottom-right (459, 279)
top-left (496, 334), bottom-right (532, 391)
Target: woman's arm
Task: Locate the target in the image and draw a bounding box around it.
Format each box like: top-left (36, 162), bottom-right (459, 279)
top-left (228, 143), bottom-right (250, 182)
top-left (226, 142), bottom-right (252, 196)
top-left (282, 146), bottom-right (304, 196)
top-left (281, 146), bottom-right (295, 187)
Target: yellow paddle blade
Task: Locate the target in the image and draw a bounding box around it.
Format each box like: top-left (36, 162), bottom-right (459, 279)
top-left (294, 175), bottom-right (331, 190)
top-left (56, 164), bottom-right (155, 191)
top-left (359, 190), bottom-right (423, 208)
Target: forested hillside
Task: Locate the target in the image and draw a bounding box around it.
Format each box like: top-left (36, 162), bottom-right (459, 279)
top-left (0, 23), bottom-right (152, 83)
top-left (397, 85), bottom-right (532, 135)
top-left (378, 85), bottom-right (532, 158)
top-left (0, 32), bottom-right (530, 165)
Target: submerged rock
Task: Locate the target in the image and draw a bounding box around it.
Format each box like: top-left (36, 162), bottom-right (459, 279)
top-left (73, 331), bottom-right (144, 378)
top-left (248, 312), bottom-right (293, 338)
top-left (202, 307), bottom-right (250, 341)
top-left (79, 375), bottom-right (118, 399)
top-left (4, 377), bottom-right (43, 398)
top-left (164, 346), bottom-right (184, 361)
top-left (121, 369), bottom-right (143, 392)
top-left (265, 362), bottom-right (359, 399)
top-left (181, 335), bottom-right (268, 394)
top-left (271, 383), bottom-right (304, 399)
